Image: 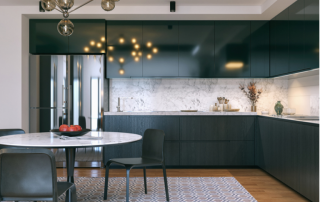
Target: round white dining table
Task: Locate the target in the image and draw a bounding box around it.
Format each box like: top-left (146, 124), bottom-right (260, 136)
top-left (0, 131), bottom-right (142, 202)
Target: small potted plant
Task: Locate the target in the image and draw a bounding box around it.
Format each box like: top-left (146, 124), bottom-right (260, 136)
top-left (239, 82), bottom-right (262, 112)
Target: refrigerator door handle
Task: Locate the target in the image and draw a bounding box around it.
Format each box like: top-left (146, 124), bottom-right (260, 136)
top-left (62, 85), bottom-right (65, 106)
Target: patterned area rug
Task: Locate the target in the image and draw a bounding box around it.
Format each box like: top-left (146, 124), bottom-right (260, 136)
top-left (55, 177), bottom-right (257, 202)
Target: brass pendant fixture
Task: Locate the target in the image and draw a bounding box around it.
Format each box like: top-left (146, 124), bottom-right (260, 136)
top-left (40, 0), bottom-right (120, 36)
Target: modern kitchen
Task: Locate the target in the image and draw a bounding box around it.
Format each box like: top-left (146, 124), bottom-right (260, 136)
top-left (0, 0), bottom-right (319, 201)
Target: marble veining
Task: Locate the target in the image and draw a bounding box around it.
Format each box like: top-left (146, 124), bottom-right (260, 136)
top-left (104, 111), bottom-right (257, 116)
top-left (0, 132), bottom-right (142, 148)
top-left (109, 78), bottom-right (289, 115)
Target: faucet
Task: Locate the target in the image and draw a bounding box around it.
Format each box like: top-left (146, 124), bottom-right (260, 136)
top-left (117, 97), bottom-right (134, 112)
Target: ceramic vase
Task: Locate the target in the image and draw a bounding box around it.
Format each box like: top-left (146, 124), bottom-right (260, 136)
top-left (251, 105), bottom-right (257, 112)
top-left (274, 101), bottom-right (284, 115)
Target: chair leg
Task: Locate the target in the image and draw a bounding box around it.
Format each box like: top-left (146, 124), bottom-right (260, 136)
top-left (104, 162), bottom-right (111, 200)
top-left (70, 184), bottom-right (77, 202)
top-left (125, 166), bottom-right (132, 202)
top-left (143, 167), bottom-right (147, 194)
top-left (162, 163), bottom-right (170, 201)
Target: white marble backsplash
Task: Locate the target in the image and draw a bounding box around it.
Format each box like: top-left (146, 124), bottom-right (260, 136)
top-left (109, 78), bottom-right (289, 115)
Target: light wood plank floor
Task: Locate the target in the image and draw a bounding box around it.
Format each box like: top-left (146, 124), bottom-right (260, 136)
top-left (57, 168), bottom-right (309, 202)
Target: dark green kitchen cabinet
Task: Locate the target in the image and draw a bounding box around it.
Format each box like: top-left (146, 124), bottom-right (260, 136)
top-left (250, 21), bottom-right (270, 77)
top-left (304, 0), bottom-right (319, 69)
top-left (106, 21), bottom-right (143, 46)
top-left (29, 19), bottom-right (68, 54)
top-left (178, 21), bottom-right (215, 77)
top-left (142, 21), bottom-right (179, 77)
top-left (180, 141), bottom-right (254, 166)
top-left (214, 21), bottom-right (251, 77)
top-left (180, 116), bottom-right (255, 141)
top-left (68, 19), bottom-right (105, 54)
top-left (256, 117), bottom-right (319, 202)
top-left (270, 9), bottom-right (290, 76)
top-left (106, 46), bottom-right (143, 78)
top-left (288, 0), bottom-right (306, 73)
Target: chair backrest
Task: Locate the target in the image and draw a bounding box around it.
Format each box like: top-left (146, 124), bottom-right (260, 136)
top-left (142, 129), bottom-right (165, 162)
top-left (0, 148), bottom-right (58, 200)
top-left (0, 129), bottom-right (25, 137)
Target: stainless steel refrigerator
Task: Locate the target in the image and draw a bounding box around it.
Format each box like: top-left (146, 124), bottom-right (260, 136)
top-left (29, 55), bottom-right (105, 167)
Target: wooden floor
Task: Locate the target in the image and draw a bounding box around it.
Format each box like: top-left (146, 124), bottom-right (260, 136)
top-left (57, 168), bottom-right (309, 202)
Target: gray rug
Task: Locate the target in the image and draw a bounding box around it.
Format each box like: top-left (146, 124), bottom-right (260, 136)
top-left (55, 177), bottom-right (257, 202)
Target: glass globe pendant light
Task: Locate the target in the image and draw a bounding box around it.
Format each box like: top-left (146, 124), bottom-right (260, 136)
top-left (57, 19), bottom-right (74, 36)
top-left (58, 0), bottom-right (74, 10)
top-left (41, 0), bottom-right (56, 11)
top-left (101, 0), bottom-right (115, 11)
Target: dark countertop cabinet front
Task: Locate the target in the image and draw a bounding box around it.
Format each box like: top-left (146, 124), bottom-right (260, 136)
top-left (270, 8), bottom-right (290, 76)
top-left (214, 21), bottom-right (251, 78)
top-left (30, 19), bottom-right (69, 54)
top-left (178, 21), bottom-right (215, 77)
top-left (68, 19), bottom-right (106, 54)
top-left (142, 21), bottom-right (179, 77)
top-left (250, 21), bottom-right (270, 77)
top-left (256, 117), bottom-right (319, 202)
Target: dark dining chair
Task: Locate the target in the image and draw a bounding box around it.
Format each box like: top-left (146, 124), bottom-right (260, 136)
top-left (104, 129), bottom-right (170, 202)
top-left (0, 129), bottom-right (25, 149)
top-left (0, 148), bottom-right (76, 202)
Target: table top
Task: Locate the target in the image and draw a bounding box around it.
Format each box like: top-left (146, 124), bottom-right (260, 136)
top-left (0, 132), bottom-right (142, 148)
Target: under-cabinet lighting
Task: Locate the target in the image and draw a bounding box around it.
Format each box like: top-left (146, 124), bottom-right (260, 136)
top-left (225, 62), bottom-right (243, 69)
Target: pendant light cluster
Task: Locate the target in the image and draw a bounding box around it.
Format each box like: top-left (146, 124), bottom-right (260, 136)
top-left (40, 0), bottom-right (120, 36)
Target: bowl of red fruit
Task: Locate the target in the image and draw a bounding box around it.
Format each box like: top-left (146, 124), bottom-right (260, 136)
top-left (51, 125), bottom-right (91, 137)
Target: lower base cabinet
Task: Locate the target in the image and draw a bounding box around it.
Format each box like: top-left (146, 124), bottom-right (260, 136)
top-left (256, 117), bottom-right (319, 202)
top-left (180, 141), bottom-right (254, 166)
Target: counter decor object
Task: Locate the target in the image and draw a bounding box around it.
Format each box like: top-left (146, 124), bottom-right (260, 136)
top-left (181, 110), bottom-right (198, 112)
top-left (283, 108), bottom-right (296, 115)
top-left (225, 109), bottom-right (240, 112)
top-left (50, 129), bottom-right (91, 137)
top-left (261, 111), bottom-right (269, 115)
top-left (239, 82), bottom-right (262, 112)
top-left (274, 101), bottom-right (284, 115)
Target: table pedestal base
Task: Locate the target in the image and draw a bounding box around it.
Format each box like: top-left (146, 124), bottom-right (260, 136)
top-left (65, 148), bottom-right (76, 202)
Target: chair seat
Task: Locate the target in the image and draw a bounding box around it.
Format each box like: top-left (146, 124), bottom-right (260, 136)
top-left (57, 182), bottom-right (74, 196)
top-left (109, 157), bottom-right (162, 166)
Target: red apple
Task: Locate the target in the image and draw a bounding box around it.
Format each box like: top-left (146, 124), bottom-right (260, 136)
top-left (67, 126), bottom-right (77, 132)
top-left (74, 125), bottom-right (82, 131)
top-left (59, 124), bottom-right (69, 132)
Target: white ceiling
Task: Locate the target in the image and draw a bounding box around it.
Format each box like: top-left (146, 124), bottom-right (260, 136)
top-left (0, 0), bottom-right (268, 7)
top-left (0, 0), bottom-right (297, 20)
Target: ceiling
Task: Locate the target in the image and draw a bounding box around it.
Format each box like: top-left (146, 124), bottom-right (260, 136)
top-left (0, 0), bottom-right (297, 20)
top-left (0, 0), bottom-right (269, 7)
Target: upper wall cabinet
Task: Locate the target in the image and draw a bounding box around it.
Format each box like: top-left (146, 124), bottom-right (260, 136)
top-left (251, 21), bottom-right (270, 77)
top-left (178, 21), bottom-right (215, 77)
top-left (106, 21), bottom-right (143, 46)
top-left (288, 0), bottom-right (306, 73)
top-left (305, 0), bottom-right (319, 69)
top-left (30, 20), bottom-right (69, 54)
top-left (214, 21), bottom-right (251, 78)
top-left (68, 20), bottom-right (105, 54)
top-left (142, 21), bottom-right (179, 77)
top-left (270, 8), bottom-right (290, 76)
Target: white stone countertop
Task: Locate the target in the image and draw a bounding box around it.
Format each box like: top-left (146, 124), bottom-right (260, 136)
top-left (104, 111), bottom-right (257, 116)
top-left (258, 115), bottom-right (319, 125)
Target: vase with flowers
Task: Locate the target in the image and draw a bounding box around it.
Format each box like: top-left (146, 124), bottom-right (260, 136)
top-left (239, 82), bottom-right (263, 112)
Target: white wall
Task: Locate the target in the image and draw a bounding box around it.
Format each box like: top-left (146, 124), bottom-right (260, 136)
top-left (288, 75), bottom-right (319, 115)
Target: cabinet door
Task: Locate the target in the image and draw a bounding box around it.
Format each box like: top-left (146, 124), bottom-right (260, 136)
top-left (270, 9), bottom-right (289, 76)
top-left (68, 20), bottom-right (105, 54)
top-left (178, 21), bottom-right (215, 77)
top-left (214, 21), bottom-right (251, 77)
top-left (29, 20), bottom-right (68, 54)
top-left (164, 141), bottom-right (179, 165)
top-left (106, 21), bottom-right (142, 46)
top-left (106, 46), bottom-right (143, 78)
top-left (180, 116), bottom-right (254, 141)
top-left (304, 0), bottom-right (319, 69)
top-left (142, 21), bottom-right (179, 77)
top-left (251, 21), bottom-right (270, 77)
top-left (289, 0), bottom-right (306, 73)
